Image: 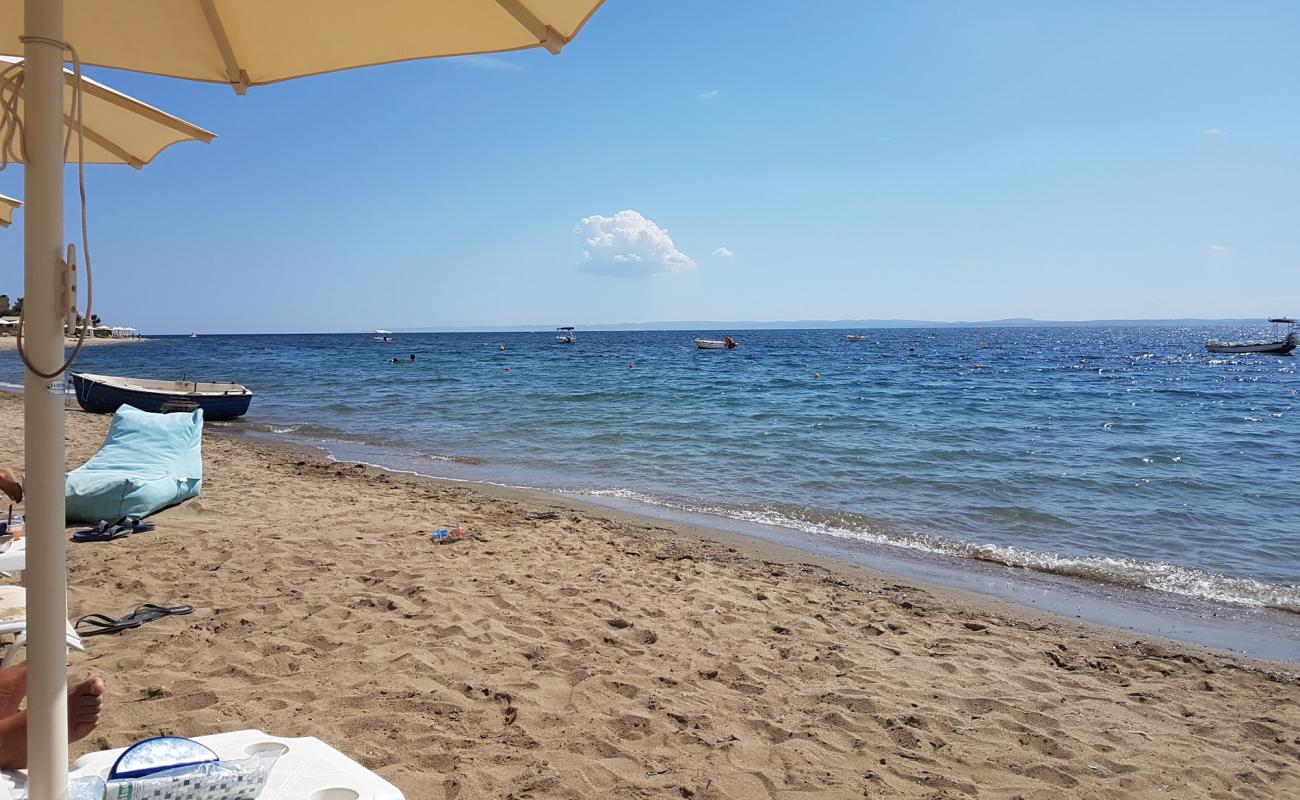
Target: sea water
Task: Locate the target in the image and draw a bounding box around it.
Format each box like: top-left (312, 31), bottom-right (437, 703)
top-left (3, 325), bottom-right (1296, 617)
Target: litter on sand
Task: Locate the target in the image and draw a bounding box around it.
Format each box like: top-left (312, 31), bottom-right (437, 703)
top-left (431, 527), bottom-right (468, 543)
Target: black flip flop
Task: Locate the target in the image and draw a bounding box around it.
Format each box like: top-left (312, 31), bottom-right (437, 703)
top-left (114, 516), bottom-right (156, 534)
top-left (70, 516), bottom-right (156, 543)
top-left (71, 520), bottom-right (130, 543)
top-left (75, 603), bottom-right (194, 637)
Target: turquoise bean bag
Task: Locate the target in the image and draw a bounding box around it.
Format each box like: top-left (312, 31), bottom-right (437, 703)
top-left (65, 405), bottom-right (203, 523)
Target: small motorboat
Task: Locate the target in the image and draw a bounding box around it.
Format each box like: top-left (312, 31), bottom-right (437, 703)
top-left (72, 373), bottom-right (253, 420)
top-left (695, 336), bottom-right (738, 350)
top-left (373, 329), bottom-right (394, 343)
top-left (1206, 318), bottom-right (1297, 355)
top-left (845, 334), bottom-right (868, 342)
top-left (556, 326), bottom-right (576, 344)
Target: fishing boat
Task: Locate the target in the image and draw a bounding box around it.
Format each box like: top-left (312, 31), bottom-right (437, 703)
top-left (373, 329), bottom-right (394, 342)
top-left (556, 326), bottom-right (576, 344)
top-left (1206, 318), bottom-right (1297, 355)
top-left (71, 373), bottom-right (253, 420)
top-left (695, 336), bottom-right (738, 350)
top-left (845, 334), bottom-right (868, 342)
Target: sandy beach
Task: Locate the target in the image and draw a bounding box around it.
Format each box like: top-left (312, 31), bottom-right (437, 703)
top-left (0, 393), bottom-right (1296, 799)
top-left (0, 337), bottom-right (145, 351)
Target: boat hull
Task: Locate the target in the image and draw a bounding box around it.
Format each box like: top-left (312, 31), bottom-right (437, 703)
top-left (695, 337), bottom-right (738, 350)
top-left (72, 373), bottom-right (253, 420)
top-left (1206, 335), bottom-right (1297, 355)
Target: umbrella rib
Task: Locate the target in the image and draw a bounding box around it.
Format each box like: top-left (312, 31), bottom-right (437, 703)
top-left (199, 0), bottom-right (250, 94)
top-left (61, 112), bottom-right (143, 168)
top-left (493, 0), bottom-right (569, 54)
top-left (69, 75), bottom-right (217, 142)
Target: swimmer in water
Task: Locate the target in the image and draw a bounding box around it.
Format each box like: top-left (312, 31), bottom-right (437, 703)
top-left (410, 354), bottom-right (416, 362)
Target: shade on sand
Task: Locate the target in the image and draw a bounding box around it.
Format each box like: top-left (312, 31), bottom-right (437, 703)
top-left (0, 193), bottom-right (17, 227)
top-left (0, 2), bottom-right (605, 798)
top-left (0, 55), bottom-right (215, 167)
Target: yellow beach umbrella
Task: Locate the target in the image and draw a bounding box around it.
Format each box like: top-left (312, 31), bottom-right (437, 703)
top-left (0, 2), bottom-right (606, 797)
top-left (0, 1), bottom-right (605, 93)
top-left (0, 193), bottom-right (18, 227)
top-left (0, 55), bottom-right (216, 168)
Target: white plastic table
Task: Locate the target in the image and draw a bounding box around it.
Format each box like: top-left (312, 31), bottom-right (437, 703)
top-left (0, 539), bottom-right (23, 576)
top-left (68, 729), bottom-right (403, 800)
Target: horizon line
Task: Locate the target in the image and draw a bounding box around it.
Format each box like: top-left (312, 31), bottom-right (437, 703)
top-left (135, 316), bottom-right (1283, 336)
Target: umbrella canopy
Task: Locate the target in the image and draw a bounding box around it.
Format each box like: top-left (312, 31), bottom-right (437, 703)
top-left (0, 3), bottom-right (605, 798)
top-left (0, 192), bottom-right (17, 226)
top-left (0, 1), bottom-right (606, 93)
top-left (0, 55), bottom-right (215, 167)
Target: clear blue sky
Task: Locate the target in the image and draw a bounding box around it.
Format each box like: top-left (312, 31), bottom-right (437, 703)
top-left (1, 1), bottom-right (1297, 334)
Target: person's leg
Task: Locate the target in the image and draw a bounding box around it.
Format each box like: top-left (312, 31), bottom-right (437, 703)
top-left (0, 675), bottom-right (104, 769)
top-left (0, 663), bottom-right (27, 717)
top-left (0, 468), bottom-right (20, 504)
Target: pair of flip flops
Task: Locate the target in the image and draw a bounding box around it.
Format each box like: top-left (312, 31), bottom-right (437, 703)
top-left (75, 603), bottom-right (194, 637)
top-left (71, 516), bottom-right (156, 543)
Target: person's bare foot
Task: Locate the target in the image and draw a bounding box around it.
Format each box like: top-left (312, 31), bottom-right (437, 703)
top-left (0, 676), bottom-right (104, 768)
top-left (0, 468), bottom-right (20, 504)
top-left (68, 677), bottom-right (103, 743)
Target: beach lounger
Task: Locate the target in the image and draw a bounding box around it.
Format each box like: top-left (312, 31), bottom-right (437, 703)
top-left (0, 586), bottom-right (84, 669)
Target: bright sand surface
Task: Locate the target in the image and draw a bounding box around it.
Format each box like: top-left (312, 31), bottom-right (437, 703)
top-left (1, 393), bottom-right (1297, 799)
top-left (0, 337), bottom-right (144, 350)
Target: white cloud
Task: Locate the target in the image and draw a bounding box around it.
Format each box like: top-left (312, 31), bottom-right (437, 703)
top-left (574, 210), bottom-right (697, 278)
top-left (1208, 244), bottom-right (1231, 252)
top-left (712, 246), bottom-right (734, 257)
top-left (459, 55), bottom-right (522, 72)
top-left (1203, 127), bottom-right (1225, 135)
top-left (698, 90), bottom-right (719, 100)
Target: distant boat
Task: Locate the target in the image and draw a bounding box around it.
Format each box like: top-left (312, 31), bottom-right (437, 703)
top-left (845, 334), bottom-right (868, 342)
top-left (373, 329), bottom-right (394, 343)
top-left (1206, 318), bottom-right (1297, 355)
top-left (189, 332), bottom-right (197, 338)
top-left (72, 373), bottom-right (253, 420)
top-left (556, 326), bottom-right (576, 344)
top-left (695, 336), bottom-right (737, 350)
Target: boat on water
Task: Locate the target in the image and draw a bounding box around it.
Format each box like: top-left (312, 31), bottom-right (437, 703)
top-left (556, 326), bottom-right (576, 344)
top-left (845, 334), bottom-right (868, 342)
top-left (1206, 318), bottom-right (1297, 355)
top-left (695, 336), bottom-right (738, 350)
top-left (373, 329), bottom-right (394, 343)
top-left (72, 373), bottom-right (253, 420)
top-left (189, 332), bottom-right (197, 338)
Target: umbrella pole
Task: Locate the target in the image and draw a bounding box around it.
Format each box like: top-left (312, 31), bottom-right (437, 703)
top-left (22, 0), bottom-right (70, 797)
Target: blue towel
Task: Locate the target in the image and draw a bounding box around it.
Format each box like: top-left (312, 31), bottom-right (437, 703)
top-left (65, 405), bottom-right (203, 523)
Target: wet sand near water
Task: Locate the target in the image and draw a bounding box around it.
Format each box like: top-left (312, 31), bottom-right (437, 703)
top-left (1, 393), bottom-right (1297, 798)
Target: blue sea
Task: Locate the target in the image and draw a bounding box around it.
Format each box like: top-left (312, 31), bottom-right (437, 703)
top-left (3, 325), bottom-right (1298, 615)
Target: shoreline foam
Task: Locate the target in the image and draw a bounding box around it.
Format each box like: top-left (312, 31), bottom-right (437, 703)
top-left (239, 421), bottom-right (1300, 619)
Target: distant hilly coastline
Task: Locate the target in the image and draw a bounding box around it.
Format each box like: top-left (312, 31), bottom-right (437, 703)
top-left (393, 318), bottom-right (1263, 334)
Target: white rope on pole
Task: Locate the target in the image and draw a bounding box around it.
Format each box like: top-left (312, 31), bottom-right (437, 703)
top-left (0, 38), bottom-right (95, 380)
